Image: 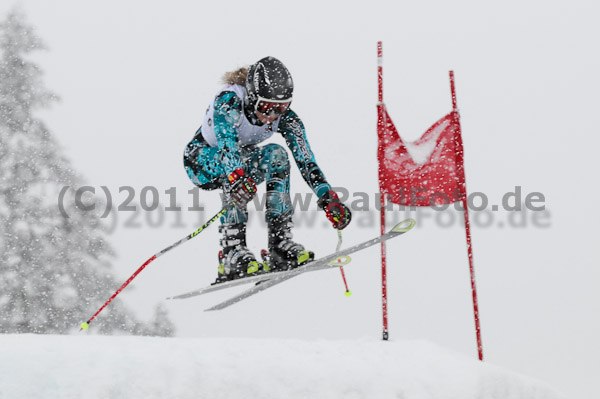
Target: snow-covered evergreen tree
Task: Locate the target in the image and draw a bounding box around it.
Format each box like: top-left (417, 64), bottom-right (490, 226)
top-left (0, 8), bottom-right (174, 335)
top-left (145, 304), bottom-right (175, 337)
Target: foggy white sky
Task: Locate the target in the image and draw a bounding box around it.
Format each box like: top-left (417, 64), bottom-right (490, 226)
top-left (2, 1), bottom-right (599, 398)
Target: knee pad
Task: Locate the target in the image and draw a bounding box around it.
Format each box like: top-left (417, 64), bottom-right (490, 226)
top-left (263, 143), bottom-right (290, 174)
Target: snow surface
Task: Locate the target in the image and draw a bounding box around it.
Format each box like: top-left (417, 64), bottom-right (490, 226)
top-left (0, 334), bottom-right (564, 399)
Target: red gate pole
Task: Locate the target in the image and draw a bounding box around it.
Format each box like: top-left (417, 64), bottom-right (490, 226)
top-left (377, 41), bottom-right (390, 340)
top-left (450, 71), bottom-right (484, 360)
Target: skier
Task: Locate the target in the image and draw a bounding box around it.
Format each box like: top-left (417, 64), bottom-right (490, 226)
top-left (184, 56), bottom-right (352, 283)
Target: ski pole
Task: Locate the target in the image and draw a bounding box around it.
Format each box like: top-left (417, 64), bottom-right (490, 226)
top-left (80, 207), bottom-right (227, 331)
top-left (336, 229), bottom-right (352, 296)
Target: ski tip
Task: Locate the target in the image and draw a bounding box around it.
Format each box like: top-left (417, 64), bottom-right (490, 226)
top-left (391, 218), bottom-right (416, 233)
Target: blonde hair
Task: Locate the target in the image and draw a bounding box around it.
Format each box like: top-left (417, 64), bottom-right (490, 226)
top-left (221, 67), bottom-right (248, 85)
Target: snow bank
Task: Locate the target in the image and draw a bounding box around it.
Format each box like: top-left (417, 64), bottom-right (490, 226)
top-left (0, 334), bottom-right (563, 399)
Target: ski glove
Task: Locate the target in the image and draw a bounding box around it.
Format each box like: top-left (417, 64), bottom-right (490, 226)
top-left (226, 168), bottom-right (257, 209)
top-left (317, 190), bottom-right (352, 230)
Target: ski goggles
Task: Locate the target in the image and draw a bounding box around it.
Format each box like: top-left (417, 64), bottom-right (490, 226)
top-left (254, 97), bottom-right (291, 117)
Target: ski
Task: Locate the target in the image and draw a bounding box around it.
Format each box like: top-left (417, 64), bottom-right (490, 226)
top-left (204, 218), bottom-right (415, 311)
top-left (201, 254), bottom-right (354, 310)
top-left (166, 270), bottom-right (276, 300)
top-left (167, 218), bottom-right (415, 308)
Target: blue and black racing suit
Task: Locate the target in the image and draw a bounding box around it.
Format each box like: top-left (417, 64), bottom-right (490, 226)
top-left (183, 84), bottom-right (332, 225)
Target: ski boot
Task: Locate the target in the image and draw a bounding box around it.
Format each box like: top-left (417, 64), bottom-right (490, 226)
top-left (213, 223), bottom-right (264, 284)
top-left (266, 216), bottom-right (314, 272)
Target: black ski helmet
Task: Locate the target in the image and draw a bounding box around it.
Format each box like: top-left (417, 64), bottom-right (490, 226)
top-left (244, 56), bottom-right (293, 114)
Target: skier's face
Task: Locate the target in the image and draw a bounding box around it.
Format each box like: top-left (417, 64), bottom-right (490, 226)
top-left (256, 110), bottom-right (280, 124)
